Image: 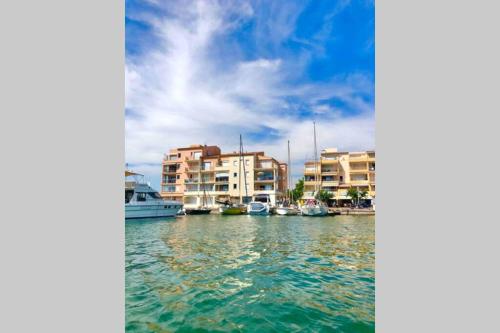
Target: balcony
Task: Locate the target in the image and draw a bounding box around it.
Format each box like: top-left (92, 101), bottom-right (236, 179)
top-left (350, 169), bottom-right (368, 174)
top-left (185, 156), bottom-right (201, 163)
top-left (187, 168), bottom-right (200, 173)
top-left (350, 179), bottom-right (369, 185)
top-left (350, 156), bottom-right (375, 164)
top-left (184, 179), bottom-right (199, 184)
top-left (322, 180), bottom-right (339, 186)
top-left (254, 178), bottom-right (274, 183)
top-left (304, 168), bottom-right (317, 175)
top-left (215, 177), bottom-right (229, 184)
top-left (215, 165), bottom-right (230, 171)
top-left (321, 169), bottom-right (338, 175)
top-left (321, 158), bottom-right (339, 164)
top-left (163, 154), bottom-right (179, 163)
top-left (255, 163), bottom-right (274, 170)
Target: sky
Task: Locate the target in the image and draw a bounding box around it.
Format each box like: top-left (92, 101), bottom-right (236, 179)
top-left (125, 0), bottom-right (374, 191)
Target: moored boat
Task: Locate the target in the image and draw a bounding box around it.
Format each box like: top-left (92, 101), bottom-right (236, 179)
top-left (247, 193), bottom-right (272, 215)
top-left (300, 198), bottom-right (328, 216)
top-left (185, 207), bottom-right (212, 215)
top-left (248, 201), bottom-right (270, 215)
top-left (298, 123), bottom-right (329, 217)
top-left (219, 203), bottom-right (247, 215)
top-left (276, 205), bottom-right (300, 216)
top-left (276, 140), bottom-right (299, 216)
top-left (125, 170), bottom-right (182, 219)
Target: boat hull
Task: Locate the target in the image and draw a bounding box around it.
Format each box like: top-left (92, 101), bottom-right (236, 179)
top-left (300, 206), bottom-right (329, 216)
top-left (248, 210), bottom-right (270, 216)
top-left (247, 202), bottom-right (270, 215)
top-left (219, 206), bottom-right (246, 215)
top-left (276, 207), bottom-right (300, 216)
top-left (125, 202), bottom-right (181, 219)
top-left (185, 208), bottom-right (211, 215)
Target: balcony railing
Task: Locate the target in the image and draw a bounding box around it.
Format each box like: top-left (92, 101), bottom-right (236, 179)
top-left (255, 177), bottom-right (274, 181)
top-left (163, 154), bottom-right (179, 161)
top-left (255, 163), bottom-right (274, 169)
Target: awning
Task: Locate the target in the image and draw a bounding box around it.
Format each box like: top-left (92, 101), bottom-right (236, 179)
top-left (215, 172), bottom-right (229, 177)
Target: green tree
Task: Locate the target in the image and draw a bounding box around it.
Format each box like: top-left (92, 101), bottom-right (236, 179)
top-left (347, 187), bottom-right (360, 206)
top-left (291, 178), bottom-right (304, 201)
top-left (359, 189), bottom-right (368, 205)
top-left (316, 190), bottom-right (333, 203)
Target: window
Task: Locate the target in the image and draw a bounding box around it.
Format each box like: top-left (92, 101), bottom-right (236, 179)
top-left (176, 175), bottom-right (180, 179)
top-left (136, 193), bottom-right (147, 202)
top-left (148, 192), bottom-right (162, 199)
top-left (233, 172), bottom-right (237, 177)
top-left (125, 190), bottom-right (134, 203)
top-left (233, 184), bottom-right (237, 189)
top-left (222, 160), bottom-right (229, 167)
top-left (233, 161), bottom-right (237, 166)
top-left (178, 153), bottom-right (181, 158)
top-left (245, 159), bottom-right (250, 166)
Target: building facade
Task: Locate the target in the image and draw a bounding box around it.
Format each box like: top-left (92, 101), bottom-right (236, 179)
top-left (303, 148), bottom-right (375, 205)
top-left (161, 145), bottom-right (287, 208)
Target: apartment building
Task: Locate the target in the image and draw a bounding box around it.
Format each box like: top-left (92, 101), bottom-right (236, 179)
top-left (161, 145), bottom-right (287, 208)
top-left (303, 148), bottom-right (375, 205)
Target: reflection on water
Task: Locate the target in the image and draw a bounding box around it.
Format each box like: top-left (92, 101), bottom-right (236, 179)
top-left (126, 215), bottom-right (375, 332)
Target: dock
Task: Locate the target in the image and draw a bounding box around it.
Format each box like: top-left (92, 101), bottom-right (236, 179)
top-left (328, 208), bottom-right (375, 216)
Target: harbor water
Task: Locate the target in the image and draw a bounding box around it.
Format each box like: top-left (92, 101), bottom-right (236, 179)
top-left (126, 215), bottom-right (375, 332)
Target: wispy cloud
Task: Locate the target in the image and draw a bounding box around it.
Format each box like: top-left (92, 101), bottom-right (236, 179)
top-left (126, 0), bottom-right (374, 189)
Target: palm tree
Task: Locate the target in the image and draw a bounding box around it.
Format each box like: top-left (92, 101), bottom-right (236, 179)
top-left (316, 190), bottom-right (333, 204)
top-left (359, 189), bottom-right (368, 207)
top-left (347, 187), bottom-right (360, 207)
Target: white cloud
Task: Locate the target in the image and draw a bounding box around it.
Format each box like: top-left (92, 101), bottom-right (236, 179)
top-left (125, 0), bottom-right (374, 190)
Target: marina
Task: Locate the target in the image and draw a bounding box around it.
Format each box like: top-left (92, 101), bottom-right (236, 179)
top-left (126, 214), bottom-right (375, 332)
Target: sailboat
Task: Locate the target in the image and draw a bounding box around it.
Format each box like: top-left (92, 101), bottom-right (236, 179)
top-left (219, 134), bottom-right (248, 215)
top-left (300, 122), bottom-right (329, 217)
top-left (276, 140), bottom-right (299, 216)
top-left (185, 174), bottom-right (211, 215)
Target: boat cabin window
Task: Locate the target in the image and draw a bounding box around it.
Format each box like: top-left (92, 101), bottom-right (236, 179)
top-left (136, 192), bottom-right (147, 202)
top-left (147, 192), bottom-right (162, 199)
top-left (125, 190), bottom-right (134, 204)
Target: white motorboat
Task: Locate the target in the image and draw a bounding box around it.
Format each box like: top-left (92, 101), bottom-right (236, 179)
top-left (125, 171), bottom-right (182, 219)
top-left (247, 194), bottom-right (272, 215)
top-left (300, 198), bottom-right (328, 216)
top-left (276, 205), bottom-right (300, 216)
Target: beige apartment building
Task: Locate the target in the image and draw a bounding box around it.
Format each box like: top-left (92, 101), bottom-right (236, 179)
top-left (303, 148), bottom-right (375, 205)
top-left (161, 144), bottom-right (287, 208)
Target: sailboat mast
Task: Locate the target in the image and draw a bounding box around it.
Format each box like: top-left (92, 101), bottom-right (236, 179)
top-left (288, 140), bottom-right (291, 203)
top-left (241, 136), bottom-right (248, 199)
top-left (313, 122), bottom-right (319, 195)
top-left (239, 135), bottom-right (242, 204)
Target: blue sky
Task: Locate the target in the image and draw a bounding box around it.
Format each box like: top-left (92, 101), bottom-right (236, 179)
top-left (125, 0), bottom-right (374, 190)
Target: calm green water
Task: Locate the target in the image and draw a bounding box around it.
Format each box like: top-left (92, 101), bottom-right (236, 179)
top-left (126, 215), bottom-right (375, 333)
